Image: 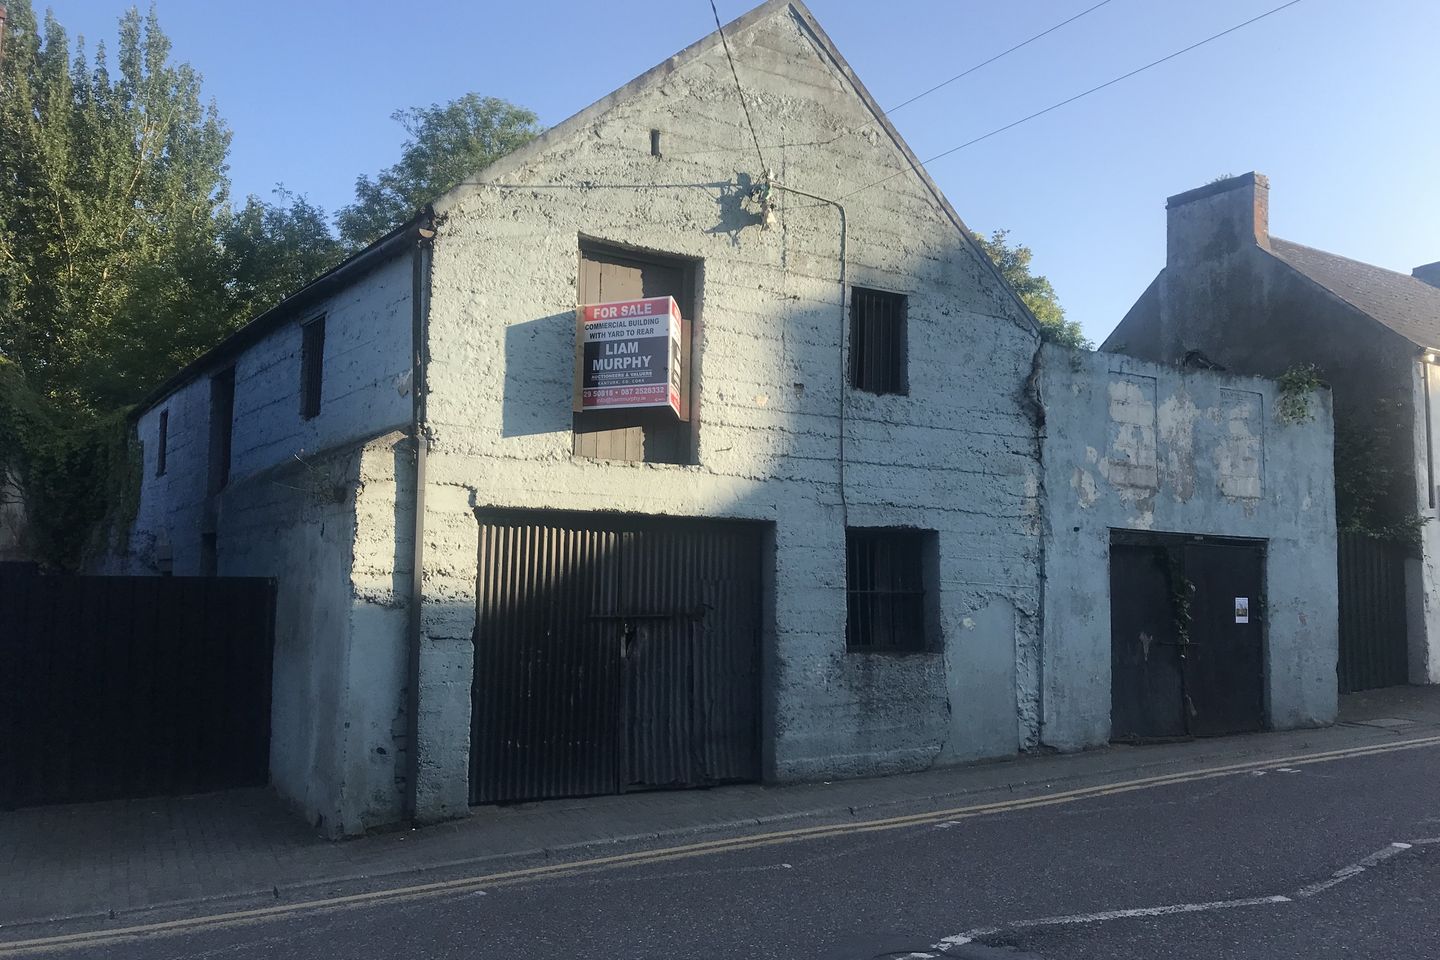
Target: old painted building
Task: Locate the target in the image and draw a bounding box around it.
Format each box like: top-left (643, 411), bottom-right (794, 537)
top-left (1104, 172), bottom-right (1440, 691)
top-left (108, 3), bottom-right (1338, 835)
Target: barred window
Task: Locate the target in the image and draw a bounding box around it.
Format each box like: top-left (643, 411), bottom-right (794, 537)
top-left (845, 528), bottom-right (938, 653)
top-left (849, 287), bottom-right (907, 395)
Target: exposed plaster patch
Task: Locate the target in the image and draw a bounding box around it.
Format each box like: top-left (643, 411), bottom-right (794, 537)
top-left (1217, 389), bottom-right (1264, 500)
top-left (1071, 467), bottom-right (1098, 508)
top-left (1157, 390), bottom-right (1200, 502)
top-left (1103, 374), bottom-right (1158, 491)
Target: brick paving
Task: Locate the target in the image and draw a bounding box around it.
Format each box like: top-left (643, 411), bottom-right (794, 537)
top-left (2, 687), bottom-right (1437, 931)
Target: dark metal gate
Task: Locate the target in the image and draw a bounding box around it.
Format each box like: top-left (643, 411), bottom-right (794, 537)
top-left (0, 573), bottom-right (276, 808)
top-left (470, 512), bottom-right (763, 804)
top-left (1110, 533), bottom-right (1266, 740)
top-left (1337, 533), bottom-right (1411, 693)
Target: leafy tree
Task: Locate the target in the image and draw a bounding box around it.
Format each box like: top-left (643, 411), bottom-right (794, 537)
top-left (336, 94), bottom-right (541, 249)
top-left (220, 187), bottom-right (345, 320)
top-left (0, 1), bottom-right (233, 408)
top-left (974, 229), bottom-right (1089, 349)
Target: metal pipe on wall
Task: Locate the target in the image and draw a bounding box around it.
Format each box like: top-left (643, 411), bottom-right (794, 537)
top-left (404, 214), bottom-right (436, 822)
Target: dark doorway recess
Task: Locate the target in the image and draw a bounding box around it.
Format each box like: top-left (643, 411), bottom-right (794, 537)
top-left (0, 573), bottom-right (276, 808)
top-left (1109, 531), bottom-right (1266, 741)
top-left (470, 511), bottom-right (765, 805)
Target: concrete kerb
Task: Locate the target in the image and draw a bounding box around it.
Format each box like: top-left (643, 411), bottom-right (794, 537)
top-left (5, 703), bottom-right (1437, 942)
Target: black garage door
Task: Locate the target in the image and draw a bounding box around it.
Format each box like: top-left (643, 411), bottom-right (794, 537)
top-left (1110, 533), bottom-right (1266, 741)
top-left (470, 512), bottom-right (764, 804)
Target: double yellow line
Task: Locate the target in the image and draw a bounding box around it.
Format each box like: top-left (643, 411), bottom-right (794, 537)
top-left (4, 734), bottom-right (1437, 956)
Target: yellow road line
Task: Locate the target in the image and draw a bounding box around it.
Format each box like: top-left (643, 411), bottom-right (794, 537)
top-left (3, 734), bottom-right (1437, 956)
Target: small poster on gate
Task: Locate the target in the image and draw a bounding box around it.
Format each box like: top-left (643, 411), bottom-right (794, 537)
top-left (575, 296), bottom-right (683, 417)
top-left (1234, 597), bottom-right (1250, 624)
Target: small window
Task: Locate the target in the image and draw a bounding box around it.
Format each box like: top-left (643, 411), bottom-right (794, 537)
top-left (300, 317), bottom-right (325, 419)
top-left (845, 528), bottom-right (938, 653)
top-left (156, 410), bottom-right (169, 477)
top-left (849, 287), bottom-right (908, 395)
top-left (209, 367), bottom-right (235, 493)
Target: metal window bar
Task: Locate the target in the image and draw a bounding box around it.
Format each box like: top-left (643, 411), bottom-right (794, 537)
top-left (849, 288), bottom-right (906, 394)
top-left (845, 529), bottom-right (926, 651)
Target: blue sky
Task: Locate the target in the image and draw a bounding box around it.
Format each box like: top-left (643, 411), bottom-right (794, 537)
top-left (42, 0), bottom-right (1440, 343)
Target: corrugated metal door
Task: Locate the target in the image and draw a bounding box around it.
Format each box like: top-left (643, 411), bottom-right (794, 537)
top-left (470, 513), bottom-right (762, 805)
top-left (1337, 533), bottom-right (1410, 693)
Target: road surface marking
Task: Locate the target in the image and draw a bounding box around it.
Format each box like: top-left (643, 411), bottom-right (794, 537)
top-left (1, 734), bottom-right (1436, 957)
top-left (1293, 842), bottom-right (1412, 898)
top-left (906, 896), bottom-right (1293, 957)
top-left (910, 841), bottom-right (1419, 957)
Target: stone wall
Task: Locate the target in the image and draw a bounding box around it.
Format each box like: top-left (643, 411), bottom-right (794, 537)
top-left (1038, 344), bottom-right (1338, 748)
top-left (409, 1), bottom-right (1044, 819)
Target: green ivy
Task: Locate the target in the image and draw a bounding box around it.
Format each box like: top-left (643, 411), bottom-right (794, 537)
top-left (1333, 414), bottom-right (1429, 546)
top-left (0, 359), bottom-right (139, 569)
top-left (1276, 363), bottom-right (1323, 424)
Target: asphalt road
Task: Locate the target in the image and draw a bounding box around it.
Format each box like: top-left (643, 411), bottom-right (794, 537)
top-left (8, 740), bottom-right (1440, 959)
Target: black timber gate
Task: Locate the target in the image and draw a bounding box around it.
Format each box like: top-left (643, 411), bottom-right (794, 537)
top-left (0, 572), bottom-right (276, 808)
top-left (1110, 533), bottom-right (1266, 740)
top-left (1337, 533), bottom-right (1411, 693)
top-left (470, 512), bottom-right (764, 804)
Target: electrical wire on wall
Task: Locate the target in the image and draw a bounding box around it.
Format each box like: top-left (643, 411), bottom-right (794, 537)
top-left (709, 0), bottom-right (767, 171)
top-left (758, 175), bottom-right (851, 527)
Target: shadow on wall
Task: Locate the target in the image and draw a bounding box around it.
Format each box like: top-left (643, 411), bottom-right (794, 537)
top-left (502, 313), bottom-right (576, 438)
top-left (456, 209), bottom-right (1043, 805)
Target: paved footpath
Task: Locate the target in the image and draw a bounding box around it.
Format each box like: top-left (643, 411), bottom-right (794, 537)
top-left (1, 685), bottom-right (1436, 954)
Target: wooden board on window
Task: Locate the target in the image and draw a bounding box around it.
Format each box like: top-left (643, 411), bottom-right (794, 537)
top-left (573, 247), bottom-right (693, 464)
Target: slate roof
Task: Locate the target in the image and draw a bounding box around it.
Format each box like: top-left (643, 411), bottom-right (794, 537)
top-left (1268, 237), bottom-right (1440, 349)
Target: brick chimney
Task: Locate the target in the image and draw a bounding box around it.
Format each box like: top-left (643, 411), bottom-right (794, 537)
top-left (1165, 172), bottom-right (1270, 273)
top-left (1414, 262), bottom-right (1440, 289)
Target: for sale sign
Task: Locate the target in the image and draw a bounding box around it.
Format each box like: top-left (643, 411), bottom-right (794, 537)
top-left (576, 296), bottom-right (683, 416)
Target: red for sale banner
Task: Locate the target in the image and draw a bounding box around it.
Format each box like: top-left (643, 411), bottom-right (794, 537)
top-left (578, 296), bottom-right (682, 416)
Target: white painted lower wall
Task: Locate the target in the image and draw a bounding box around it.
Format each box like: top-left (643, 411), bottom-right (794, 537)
top-left (217, 433), bottom-right (409, 836)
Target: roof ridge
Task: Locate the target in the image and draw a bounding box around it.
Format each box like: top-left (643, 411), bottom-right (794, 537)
top-left (1270, 235), bottom-right (1431, 286)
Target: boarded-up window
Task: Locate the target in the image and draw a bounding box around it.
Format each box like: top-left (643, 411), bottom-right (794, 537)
top-left (574, 244), bottom-right (695, 464)
top-left (209, 368), bottom-right (235, 493)
top-left (300, 317), bottom-right (326, 420)
top-left (849, 287), bottom-right (907, 395)
top-left (156, 410), bottom-right (169, 477)
top-left (845, 528), bottom-right (938, 653)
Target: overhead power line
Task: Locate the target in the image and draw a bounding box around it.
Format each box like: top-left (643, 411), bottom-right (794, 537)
top-left (710, 0), bottom-right (768, 170)
top-left (884, 0), bottom-right (1117, 116)
top-left (839, 0), bottom-right (1305, 201)
top-left (802, 0), bottom-right (1119, 152)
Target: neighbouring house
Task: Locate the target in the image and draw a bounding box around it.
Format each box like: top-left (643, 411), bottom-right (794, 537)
top-left (1103, 172), bottom-right (1440, 690)
top-left (101, 2), bottom-right (1337, 836)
